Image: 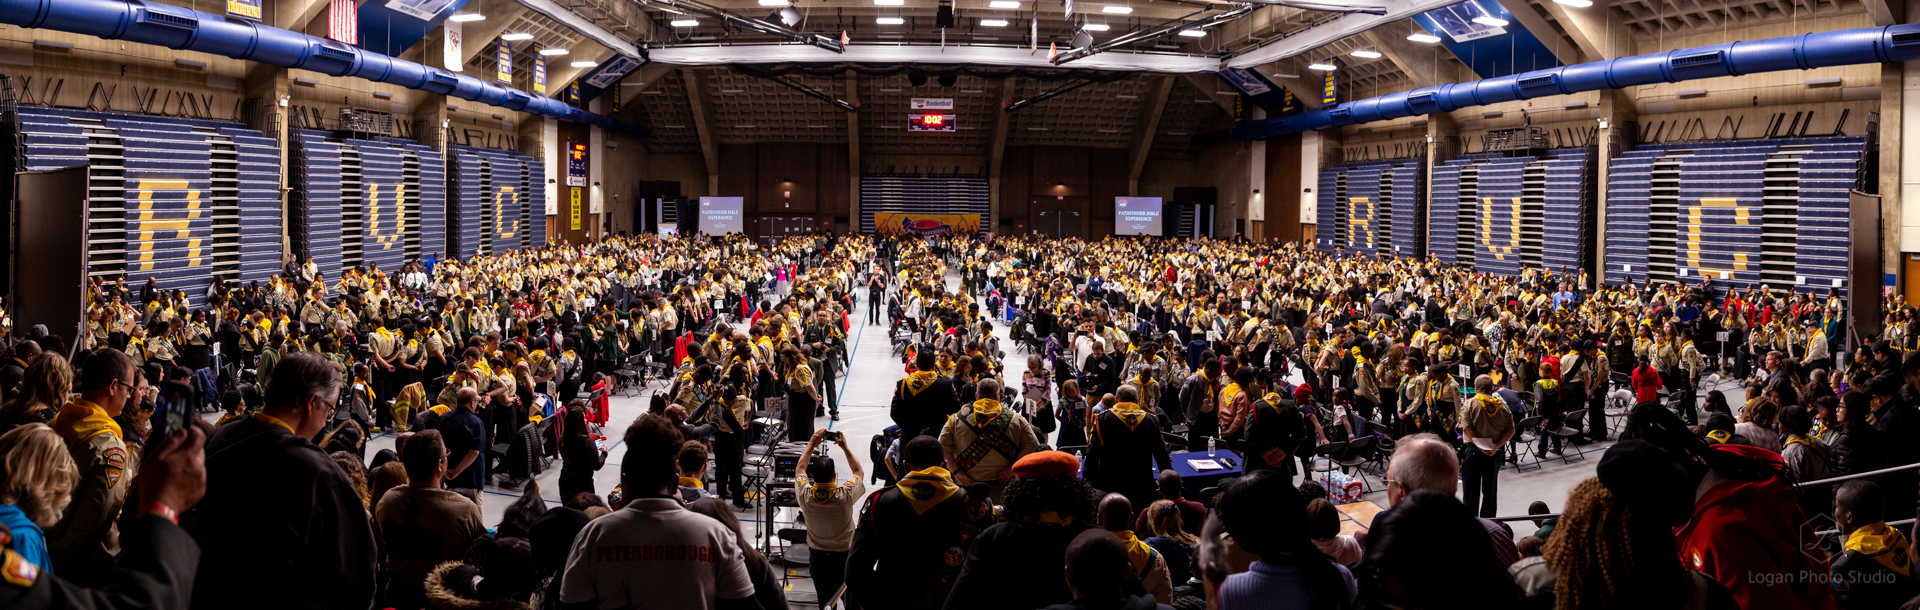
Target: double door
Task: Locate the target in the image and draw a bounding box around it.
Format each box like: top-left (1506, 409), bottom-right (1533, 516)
top-left (1031, 196), bottom-right (1086, 238)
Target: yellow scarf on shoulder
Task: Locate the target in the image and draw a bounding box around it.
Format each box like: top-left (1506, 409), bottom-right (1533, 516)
top-left (970, 399), bottom-right (1004, 427)
top-left (52, 399), bottom-right (121, 444)
top-left (1114, 530), bottom-right (1155, 575)
top-left (1846, 521), bottom-right (1913, 577)
top-left (1475, 394), bottom-right (1504, 417)
top-left (904, 370), bottom-right (939, 396)
top-left (897, 466), bottom-right (960, 515)
top-left (678, 476), bottom-right (705, 489)
top-left (1111, 402), bottom-right (1147, 431)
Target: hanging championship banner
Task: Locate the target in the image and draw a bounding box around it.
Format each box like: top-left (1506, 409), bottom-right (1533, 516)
top-left (568, 81), bottom-right (580, 105)
top-left (1281, 88), bottom-right (1296, 113)
top-left (227, 0), bottom-right (263, 21)
top-left (495, 40), bottom-right (512, 83)
top-left (873, 213), bottom-right (980, 236)
top-left (443, 19), bottom-right (463, 72)
top-left (570, 187), bottom-right (583, 230)
top-left (611, 80), bottom-right (621, 112)
top-left (533, 44), bottom-right (548, 94)
top-left (1321, 67), bottom-right (1337, 105)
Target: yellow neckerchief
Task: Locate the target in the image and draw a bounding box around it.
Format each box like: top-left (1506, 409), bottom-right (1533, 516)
top-left (1705, 430), bottom-right (1733, 444)
top-left (678, 476), bottom-right (705, 489)
top-left (52, 398), bottom-right (122, 444)
top-left (1201, 369), bottom-right (1217, 408)
top-left (904, 370), bottom-right (939, 395)
top-left (1846, 521), bottom-right (1914, 577)
top-left (897, 466), bottom-right (960, 515)
top-left (1221, 382), bottom-right (1244, 410)
top-left (969, 398), bottom-right (1005, 427)
top-left (1114, 530), bottom-right (1155, 574)
top-left (1110, 401), bottom-right (1147, 430)
top-left (429, 404), bottom-right (453, 416)
top-left (1785, 434), bottom-right (1819, 451)
top-left (1475, 393), bottom-right (1503, 416)
top-left (253, 411), bottom-right (296, 435)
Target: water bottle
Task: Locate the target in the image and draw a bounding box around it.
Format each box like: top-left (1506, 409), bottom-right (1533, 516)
top-left (1208, 436), bottom-right (1217, 458)
top-left (1075, 450), bottom-right (1085, 465)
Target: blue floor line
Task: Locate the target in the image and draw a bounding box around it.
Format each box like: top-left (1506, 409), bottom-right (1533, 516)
top-left (828, 284), bottom-right (874, 432)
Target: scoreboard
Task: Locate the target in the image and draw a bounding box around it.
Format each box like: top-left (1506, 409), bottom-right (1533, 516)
top-left (909, 113), bottom-right (956, 132)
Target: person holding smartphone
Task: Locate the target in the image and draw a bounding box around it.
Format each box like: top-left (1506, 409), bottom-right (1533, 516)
top-left (796, 428), bottom-right (866, 609)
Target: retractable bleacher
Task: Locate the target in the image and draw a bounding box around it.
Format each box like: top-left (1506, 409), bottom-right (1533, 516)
top-left (7, 107), bottom-right (282, 309)
top-left (1424, 147), bottom-right (1598, 278)
top-left (1315, 158), bottom-right (1424, 256)
top-left (1603, 135), bottom-right (1866, 295)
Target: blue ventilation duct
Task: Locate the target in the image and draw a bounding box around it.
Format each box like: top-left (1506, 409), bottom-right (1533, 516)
top-left (0, 0), bottom-right (645, 137)
top-left (1211, 24), bottom-right (1920, 142)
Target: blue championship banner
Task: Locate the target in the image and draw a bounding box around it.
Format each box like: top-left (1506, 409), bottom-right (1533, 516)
top-left (227, 0), bottom-right (262, 21)
top-left (534, 44), bottom-right (548, 95)
top-left (1321, 67), bottom-right (1337, 106)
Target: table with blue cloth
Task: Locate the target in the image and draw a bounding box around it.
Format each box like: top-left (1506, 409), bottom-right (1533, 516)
top-left (1167, 450), bottom-right (1243, 499)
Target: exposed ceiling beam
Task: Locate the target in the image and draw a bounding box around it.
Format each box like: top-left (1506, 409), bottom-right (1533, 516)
top-left (514, 0), bottom-right (644, 59)
top-left (647, 45), bottom-right (1218, 72)
top-left (543, 40), bottom-right (616, 95)
top-left (463, 0), bottom-right (537, 66)
top-left (682, 68), bottom-right (721, 189)
top-left (1498, 0), bottom-right (1586, 64)
top-left (1181, 73), bottom-right (1237, 116)
top-left (1223, 0), bottom-right (1466, 69)
top-left (846, 72), bottom-right (861, 219)
top-left (1129, 75), bottom-right (1175, 195)
top-left (1538, 0), bottom-right (1638, 60)
top-left (1357, 19), bottom-right (1459, 89)
top-left (1253, 60), bottom-right (1326, 110)
top-left (1054, 3), bottom-right (1258, 65)
top-left (988, 81), bottom-right (1011, 199)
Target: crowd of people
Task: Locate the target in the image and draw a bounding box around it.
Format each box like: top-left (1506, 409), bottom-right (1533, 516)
top-left (0, 228), bottom-right (1917, 610)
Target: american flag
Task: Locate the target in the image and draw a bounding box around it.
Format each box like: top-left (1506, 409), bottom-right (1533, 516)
top-left (327, 0), bottom-right (358, 45)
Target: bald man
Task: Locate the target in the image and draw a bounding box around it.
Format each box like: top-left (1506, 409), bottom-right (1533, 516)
top-left (1376, 433), bottom-right (1520, 567)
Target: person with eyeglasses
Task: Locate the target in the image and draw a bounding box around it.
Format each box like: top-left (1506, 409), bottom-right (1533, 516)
top-left (44, 347), bottom-right (141, 581)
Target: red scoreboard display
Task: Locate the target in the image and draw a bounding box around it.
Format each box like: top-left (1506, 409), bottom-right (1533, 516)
top-left (909, 113), bottom-right (956, 132)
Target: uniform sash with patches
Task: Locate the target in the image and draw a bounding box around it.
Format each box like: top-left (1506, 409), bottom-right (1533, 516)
top-left (954, 400), bottom-right (1018, 473)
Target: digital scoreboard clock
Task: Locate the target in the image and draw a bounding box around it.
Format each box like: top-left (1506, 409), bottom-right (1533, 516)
top-left (909, 113), bottom-right (956, 132)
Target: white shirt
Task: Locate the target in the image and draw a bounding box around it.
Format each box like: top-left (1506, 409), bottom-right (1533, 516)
top-left (560, 498), bottom-right (757, 609)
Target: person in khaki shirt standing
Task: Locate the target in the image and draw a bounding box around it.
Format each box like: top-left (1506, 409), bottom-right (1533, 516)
top-left (939, 378), bottom-right (1040, 503)
top-left (1460, 375), bottom-right (1514, 518)
top-left (796, 428), bottom-right (867, 609)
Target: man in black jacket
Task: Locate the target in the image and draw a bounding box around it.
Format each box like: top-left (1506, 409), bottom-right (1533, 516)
top-left (891, 352), bottom-right (961, 440)
top-left (848, 436), bottom-right (993, 610)
top-left (1081, 342), bottom-right (1118, 400)
top-left (1086, 385), bottom-right (1173, 512)
top-left (1181, 357), bottom-right (1223, 452)
top-left (191, 352), bottom-right (377, 610)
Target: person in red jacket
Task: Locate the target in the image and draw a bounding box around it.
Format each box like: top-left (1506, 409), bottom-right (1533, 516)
top-left (1677, 442), bottom-right (1839, 610)
top-left (1633, 356), bottom-right (1663, 405)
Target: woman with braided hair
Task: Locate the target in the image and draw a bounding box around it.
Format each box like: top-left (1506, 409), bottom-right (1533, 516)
top-left (1541, 474), bottom-right (1736, 610)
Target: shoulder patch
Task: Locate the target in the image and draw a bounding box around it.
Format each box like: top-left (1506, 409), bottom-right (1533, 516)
top-left (1, 548), bottom-right (38, 587)
top-left (103, 446), bottom-right (128, 486)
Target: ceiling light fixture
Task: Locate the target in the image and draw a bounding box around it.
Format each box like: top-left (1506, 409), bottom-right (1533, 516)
top-left (982, 18), bottom-right (1009, 26)
top-left (1472, 15), bottom-right (1508, 26)
top-left (1553, 0), bottom-right (1593, 6)
top-left (1351, 49), bottom-right (1381, 58)
top-left (1407, 33), bottom-right (1441, 43)
top-left (1102, 5), bottom-right (1132, 12)
top-left (571, 60), bottom-right (598, 67)
top-left (989, 0), bottom-right (1020, 7)
top-left (449, 13), bottom-right (485, 22)
top-left (758, 0), bottom-right (789, 5)
top-left (538, 48), bottom-right (569, 55)
top-left (1308, 62), bottom-right (1335, 70)
top-left (500, 32), bottom-right (535, 41)
top-left (877, 16), bottom-right (905, 24)
top-left (1274, 73), bottom-right (1299, 78)
top-left (1177, 29), bottom-right (1205, 37)
top-left (1084, 23), bottom-right (1110, 31)
top-left (670, 19), bottom-right (698, 26)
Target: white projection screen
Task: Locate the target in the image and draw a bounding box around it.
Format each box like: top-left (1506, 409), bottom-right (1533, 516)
top-left (698, 197), bottom-right (744, 235)
top-left (1114, 197), bottom-right (1164, 236)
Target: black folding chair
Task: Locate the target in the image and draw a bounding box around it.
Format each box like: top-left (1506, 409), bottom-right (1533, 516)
top-left (1512, 415), bottom-right (1546, 472)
